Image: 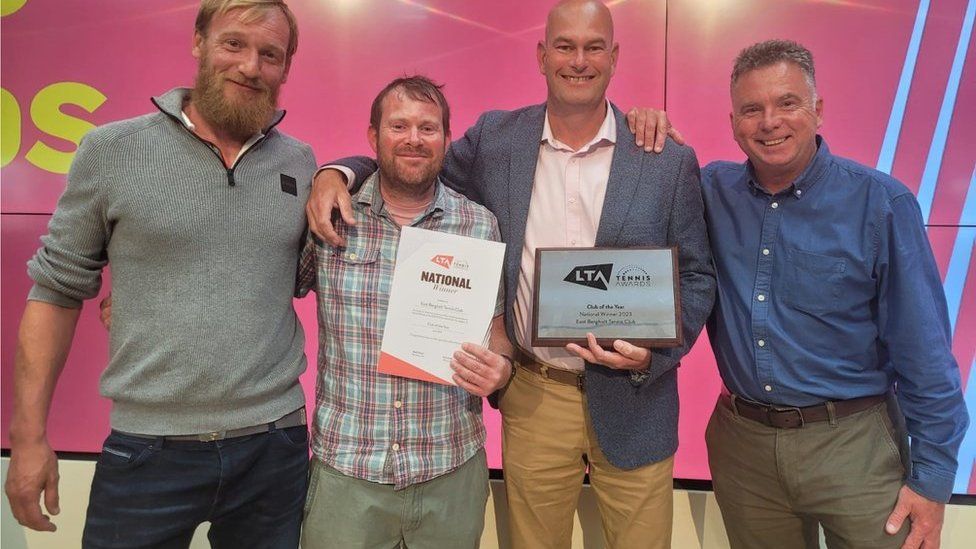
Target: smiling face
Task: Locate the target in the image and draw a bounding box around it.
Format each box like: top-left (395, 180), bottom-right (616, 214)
top-left (731, 61), bottom-right (823, 192)
top-left (190, 7), bottom-right (291, 140)
top-left (537, 0), bottom-right (618, 114)
top-left (368, 88), bottom-right (449, 197)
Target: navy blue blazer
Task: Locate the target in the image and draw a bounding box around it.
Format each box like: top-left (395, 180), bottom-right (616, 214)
top-left (340, 103), bottom-right (715, 468)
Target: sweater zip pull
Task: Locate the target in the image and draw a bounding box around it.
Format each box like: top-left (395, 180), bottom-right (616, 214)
top-left (226, 168), bottom-right (235, 187)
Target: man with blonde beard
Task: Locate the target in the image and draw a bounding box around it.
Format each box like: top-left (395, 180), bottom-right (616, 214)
top-left (4, 1), bottom-right (315, 547)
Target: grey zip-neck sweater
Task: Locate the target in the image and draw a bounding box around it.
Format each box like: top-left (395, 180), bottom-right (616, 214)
top-left (27, 88), bottom-right (316, 435)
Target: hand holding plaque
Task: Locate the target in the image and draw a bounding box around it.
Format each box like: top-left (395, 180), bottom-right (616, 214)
top-left (531, 247), bottom-right (682, 348)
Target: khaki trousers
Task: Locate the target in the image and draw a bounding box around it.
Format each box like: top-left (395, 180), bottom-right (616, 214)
top-left (500, 365), bottom-right (674, 549)
top-left (705, 395), bottom-right (910, 549)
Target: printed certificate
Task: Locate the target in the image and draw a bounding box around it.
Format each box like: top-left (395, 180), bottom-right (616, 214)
top-left (378, 226), bottom-right (505, 384)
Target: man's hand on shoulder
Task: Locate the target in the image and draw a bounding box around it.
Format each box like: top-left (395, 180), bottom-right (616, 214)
top-left (566, 332), bottom-right (651, 370)
top-left (4, 438), bottom-right (60, 532)
top-left (886, 485), bottom-right (945, 549)
top-left (307, 168), bottom-right (356, 247)
top-left (451, 343), bottom-right (514, 397)
top-left (626, 107), bottom-right (685, 153)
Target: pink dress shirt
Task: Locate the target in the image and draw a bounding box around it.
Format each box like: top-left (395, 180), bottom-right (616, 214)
top-left (514, 104), bottom-right (616, 372)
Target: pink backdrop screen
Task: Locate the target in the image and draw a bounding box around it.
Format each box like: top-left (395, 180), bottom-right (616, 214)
top-left (2, 0), bottom-right (973, 494)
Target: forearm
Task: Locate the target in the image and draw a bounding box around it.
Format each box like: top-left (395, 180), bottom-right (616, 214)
top-left (319, 157), bottom-right (377, 192)
top-left (8, 300), bottom-right (81, 444)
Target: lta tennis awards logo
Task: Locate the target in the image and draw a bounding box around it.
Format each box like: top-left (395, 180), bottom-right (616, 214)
top-left (430, 254), bottom-right (453, 269)
top-left (564, 263), bottom-right (613, 291)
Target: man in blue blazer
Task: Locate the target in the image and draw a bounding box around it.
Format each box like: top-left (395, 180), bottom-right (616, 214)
top-left (308, 1), bottom-right (715, 547)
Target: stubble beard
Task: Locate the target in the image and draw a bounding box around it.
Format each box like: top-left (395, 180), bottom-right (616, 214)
top-left (377, 143), bottom-right (441, 196)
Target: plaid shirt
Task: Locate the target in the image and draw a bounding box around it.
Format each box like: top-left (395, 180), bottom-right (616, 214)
top-left (297, 171), bottom-right (502, 488)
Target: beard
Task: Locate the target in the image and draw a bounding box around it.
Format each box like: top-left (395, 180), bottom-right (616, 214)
top-left (376, 143), bottom-right (442, 192)
top-left (191, 58), bottom-right (279, 141)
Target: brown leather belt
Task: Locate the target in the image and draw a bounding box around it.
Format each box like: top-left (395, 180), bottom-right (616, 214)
top-left (722, 393), bottom-right (885, 429)
top-left (515, 348), bottom-right (585, 391)
top-left (119, 408), bottom-right (307, 442)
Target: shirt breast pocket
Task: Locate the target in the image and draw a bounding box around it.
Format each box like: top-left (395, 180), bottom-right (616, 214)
top-left (323, 248), bottom-right (389, 306)
top-left (782, 248), bottom-right (847, 314)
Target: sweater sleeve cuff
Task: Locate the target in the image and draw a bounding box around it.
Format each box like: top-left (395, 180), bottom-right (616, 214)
top-left (28, 283), bottom-right (83, 309)
top-left (907, 464), bottom-right (956, 503)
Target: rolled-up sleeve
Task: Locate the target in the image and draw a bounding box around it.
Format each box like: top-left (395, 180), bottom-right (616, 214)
top-left (27, 132), bottom-right (112, 309)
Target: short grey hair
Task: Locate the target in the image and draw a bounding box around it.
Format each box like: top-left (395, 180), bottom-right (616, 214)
top-left (731, 39), bottom-right (817, 99)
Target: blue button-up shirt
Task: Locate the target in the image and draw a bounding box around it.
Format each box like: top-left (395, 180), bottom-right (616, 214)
top-left (701, 137), bottom-right (968, 502)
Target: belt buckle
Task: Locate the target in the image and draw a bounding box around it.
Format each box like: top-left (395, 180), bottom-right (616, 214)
top-left (576, 374), bottom-right (585, 391)
top-left (539, 364), bottom-right (549, 379)
top-left (198, 431), bottom-right (225, 442)
top-left (768, 406), bottom-right (804, 428)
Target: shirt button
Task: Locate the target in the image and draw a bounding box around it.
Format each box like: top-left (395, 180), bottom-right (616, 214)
top-left (757, 339), bottom-right (766, 347)
top-left (795, 189), bottom-right (803, 196)
top-left (393, 400), bottom-right (402, 409)
top-left (348, 252), bottom-right (358, 260)
top-left (571, 240), bottom-right (577, 245)
top-left (757, 294), bottom-right (766, 302)
top-left (764, 385), bottom-right (773, 392)
top-left (392, 443), bottom-right (400, 451)
top-left (770, 202), bottom-right (779, 209)
top-left (762, 248), bottom-right (770, 256)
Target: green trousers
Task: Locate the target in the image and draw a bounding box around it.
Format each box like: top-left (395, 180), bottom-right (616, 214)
top-left (301, 449), bottom-right (488, 549)
top-left (706, 395), bottom-right (911, 549)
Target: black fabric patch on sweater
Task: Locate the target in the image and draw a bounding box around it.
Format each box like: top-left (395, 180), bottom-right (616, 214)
top-left (280, 174), bottom-right (297, 196)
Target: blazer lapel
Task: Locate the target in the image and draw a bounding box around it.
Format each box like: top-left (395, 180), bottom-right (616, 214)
top-left (506, 105), bottom-right (546, 276)
top-left (595, 104), bottom-right (644, 247)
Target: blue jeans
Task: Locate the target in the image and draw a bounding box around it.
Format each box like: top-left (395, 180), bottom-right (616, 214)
top-left (82, 424), bottom-right (309, 549)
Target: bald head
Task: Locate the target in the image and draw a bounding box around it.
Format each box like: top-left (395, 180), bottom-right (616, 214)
top-left (537, 0), bottom-right (618, 116)
top-left (545, 0), bottom-right (614, 45)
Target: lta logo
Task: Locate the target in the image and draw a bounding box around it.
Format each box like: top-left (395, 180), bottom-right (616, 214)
top-left (430, 254), bottom-right (454, 269)
top-left (564, 264), bottom-right (613, 291)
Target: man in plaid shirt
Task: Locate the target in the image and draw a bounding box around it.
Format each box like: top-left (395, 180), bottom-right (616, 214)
top-left (296, 75), bottom-right (515, 548)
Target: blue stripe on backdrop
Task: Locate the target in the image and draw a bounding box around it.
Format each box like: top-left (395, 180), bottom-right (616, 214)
top-left (876, 0), bottom-right (929, 175)
top-left (917, 0), bottom-right (975, 223)
top-left (943, 168), bottom-right (976, 334)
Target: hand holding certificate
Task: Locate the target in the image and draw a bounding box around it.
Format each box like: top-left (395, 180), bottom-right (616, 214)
top-left (378, 226), bottom-right (505, 385)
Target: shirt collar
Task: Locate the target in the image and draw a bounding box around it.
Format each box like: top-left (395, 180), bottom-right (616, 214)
top-left (151, 87), bottom-right (280, 142)
top-left (745, 135), bottom-right (831, 199)
top-left (541, 99), bottom-right (616, 153)
top-left (356, 170), bottom-right (446, 220)
top-left (179, 110), bottom-right (265, 148)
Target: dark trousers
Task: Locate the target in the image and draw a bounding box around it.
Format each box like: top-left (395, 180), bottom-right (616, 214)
top-left (705, 395), bottom-right (910, 549)
top-left (82, 425), bottom-right (309, 549)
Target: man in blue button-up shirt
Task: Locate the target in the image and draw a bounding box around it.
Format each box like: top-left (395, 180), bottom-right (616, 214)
top-left (701, 40), bottom-right (968, 549)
